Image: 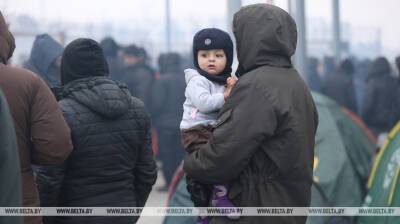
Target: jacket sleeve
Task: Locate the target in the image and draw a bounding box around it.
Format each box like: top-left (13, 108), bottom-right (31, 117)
top-left (33, 164), bottom-right (65, 207)
top-left (134, 124), bottom-right (157, 208)
top-left (30, 77), bottom-right (73, 165)
top-left (184, 81), bottom-right (277, 184)
top-left (186, 77), bottom-right (225, 113)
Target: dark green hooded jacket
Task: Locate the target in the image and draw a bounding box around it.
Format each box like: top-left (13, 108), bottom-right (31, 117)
top-left (184, 4), bottom-right (318, 224)
top-left (0, 89), bottom-right (22, 224)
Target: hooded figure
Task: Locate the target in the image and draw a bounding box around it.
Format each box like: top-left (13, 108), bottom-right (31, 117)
top-left (184, 4), bottom-right (318, 224)
top-left (24, 34), bottom-right (64, 88)
top-left (0, 90), bottom-right (22, 224)
top-left (322, 58), bottom-right (358, 113)
top-left (362, 57), bottom-right (398, 135)
top-left (0, 11), bottom-right (72, 224)
top-left (36, 38), bottom-right (157, 224)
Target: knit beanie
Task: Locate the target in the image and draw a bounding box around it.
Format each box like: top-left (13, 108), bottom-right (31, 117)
top-left (192, 28), bottom-right (233, 84)
top-left (61, 38), bottom-right (109, 85)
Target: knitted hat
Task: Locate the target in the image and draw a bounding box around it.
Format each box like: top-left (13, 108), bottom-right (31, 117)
top-left (192, 28), bottom-right (233, 79)
top-left (61, 38), bottom-right (109, 85)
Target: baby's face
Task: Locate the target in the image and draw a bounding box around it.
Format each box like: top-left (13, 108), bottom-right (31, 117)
top-left (197, 49), bottom-right (227, 75)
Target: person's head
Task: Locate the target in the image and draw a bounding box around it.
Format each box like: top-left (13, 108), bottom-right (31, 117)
top-left (0, 11), bottom-right (15, 64)
top-left (233, 4), bottom-right (296, 76)
top-left (395, 56), bottom-right (400, 74)
top-left (100, 37), bottom-right (119, 58)
top-left (338, 58), bottom-right (354, 75)
top-left (368, 56), bottom-right (391, 78)
top-left (122, 44), bottom-right (146, 67)
top-left (158, 52), bottom-right (182, 74)
top-left (61, 38), bottom-right (109, 85)
top-left (192, 28), bottom-right (233, 76)
top-left (30, 34), bottom-right (64, 87)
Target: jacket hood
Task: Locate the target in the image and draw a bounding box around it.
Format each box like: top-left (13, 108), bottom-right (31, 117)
top-left (61, 38), bottom-right (109, 85)
top-left (368, 57), bottom-right (391, 79)
top-left (29, 34), bottom-right (64, 79)
top-left (184, 68), bottom-right (201, 84)
top-left (233, 4), bottom-right (297, 76)
top-left (0, 12), bottom-right (15, 64)
top-left (63, 77), bottom-right (130, 118)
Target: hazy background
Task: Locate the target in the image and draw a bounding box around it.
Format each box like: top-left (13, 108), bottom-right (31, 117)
top-left (2, 0), bottom-right (400, 65)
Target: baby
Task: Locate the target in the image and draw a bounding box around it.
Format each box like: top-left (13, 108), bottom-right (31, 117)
top-left (180, 28), bottom-right (238, 224)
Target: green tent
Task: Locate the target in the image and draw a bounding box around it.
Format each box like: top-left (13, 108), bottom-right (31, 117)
top-left (358, 122), bottom-right (400, 224)
top-left (163, 172), bottom-right (196, 224)
top-left (164, 92), bottom-right (376, 224)
top-left (307, 93), bottom-right (376, 224)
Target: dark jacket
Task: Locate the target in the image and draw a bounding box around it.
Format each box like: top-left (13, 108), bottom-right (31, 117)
top-left (0, 90), bottom-right (22, 224)
top-left (0, 12), bottom-right (73, 224)
top-left (362, 57), bottom-right (398, 134)
top-left (322, 59), bottom-right (358, 113)
top-left (23, 34), bottom-right (64, 89)
top-left (152, 53), bottom-right (186, 129)
top-left (37, 77), bottom-right (158, 224)
top-left (184, 4), bottom-right (318, 224)
top-left (37, 38), bottom-right (157, 224)
top-left (118, 63), bottom-right (156, 114)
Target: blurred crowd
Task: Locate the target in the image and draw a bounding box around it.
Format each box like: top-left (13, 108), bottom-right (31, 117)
top-left (12, 32), bottom-right (400, 201)
top-left (306, 56), bottom-right (400, 138)
top-left (1, 4), bottom-right (400, 223)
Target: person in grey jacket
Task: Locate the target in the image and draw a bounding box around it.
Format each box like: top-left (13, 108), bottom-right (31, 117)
top-left (180, 28), bottom-right (237, 224)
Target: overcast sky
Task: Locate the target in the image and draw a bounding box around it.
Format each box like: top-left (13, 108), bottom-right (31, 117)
top-left (2, 0), bottom-right (400, 54)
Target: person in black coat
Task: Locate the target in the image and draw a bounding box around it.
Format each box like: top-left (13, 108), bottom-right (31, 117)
top-left (152, 52), bottom-right (186, 188)
top-left (35, 38), bottom-right (157, 224)
top-left (362, 57), bottom-right (398, 135)
top-left (116, 44), bottom-right (156, 115)
top-left (322, 58), bottom-right (358, 113)
top-left (100, 37), bottom-right (123, 78)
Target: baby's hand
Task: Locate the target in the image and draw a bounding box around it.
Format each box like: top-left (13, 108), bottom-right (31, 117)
top-left (227, 77), bottom-right (237, 87)
top-left (224, 77), bottom-right (237, 100)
